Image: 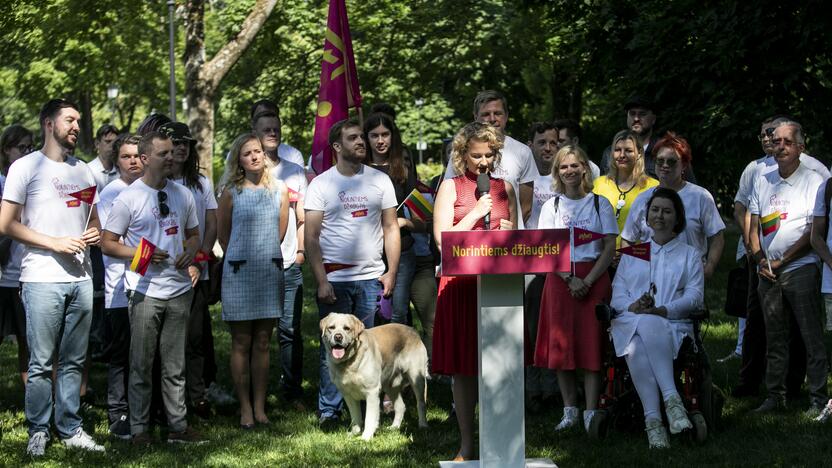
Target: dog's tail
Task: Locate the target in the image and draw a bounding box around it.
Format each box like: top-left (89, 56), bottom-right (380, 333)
top-left (423, 362), bottom-right (430, 403)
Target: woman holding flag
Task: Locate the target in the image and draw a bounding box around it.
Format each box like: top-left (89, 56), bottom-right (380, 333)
top-left (363, 113), bottom-right (419, 325)
top-left (217, 133), bottom-right (289, 429)
top-left (534, 145), bottom-right (617, 433)
top-left (432, 122), bottom-right (516, 461)
top-left (610, 188), bottom-right (704, 449)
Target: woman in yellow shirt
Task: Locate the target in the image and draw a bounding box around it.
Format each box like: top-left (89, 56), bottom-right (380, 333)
top-left (593, 130), bottom-right (659, 249)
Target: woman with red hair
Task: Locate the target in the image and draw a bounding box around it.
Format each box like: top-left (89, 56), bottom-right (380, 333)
top-left (620, 132), bottom-right (725, 278)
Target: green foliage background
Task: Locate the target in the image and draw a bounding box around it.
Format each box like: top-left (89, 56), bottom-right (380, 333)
top-left (2, 0), bottom-right (832, 207)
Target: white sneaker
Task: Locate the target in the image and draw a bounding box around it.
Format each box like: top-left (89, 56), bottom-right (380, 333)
top-left (205, 382), bottom-right (236, 406)
top-left (815, 399), bottom-right (832, 423)
top-left (583, 409), bottom-right (597, 433)
top-left (645, 418), bottom-right (669, 449)
top-left (555, 406), bottom-right (579, 431)
top-left (63, 428), bottom-right (105, 452)
top-left (27, 431), bottom-right (49, 457)
top-left (664, 394), bottom-right (692, 434)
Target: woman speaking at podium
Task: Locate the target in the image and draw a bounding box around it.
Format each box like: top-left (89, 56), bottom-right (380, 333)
top-left (431, 122), bottom-right (517, 461)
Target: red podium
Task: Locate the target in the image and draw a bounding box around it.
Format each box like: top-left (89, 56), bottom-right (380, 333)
top-left (438, 229), bottom-right (569, 468)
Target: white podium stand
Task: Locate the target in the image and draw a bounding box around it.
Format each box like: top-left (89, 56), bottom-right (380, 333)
top-left (439, 274), bottom-right (556, 468)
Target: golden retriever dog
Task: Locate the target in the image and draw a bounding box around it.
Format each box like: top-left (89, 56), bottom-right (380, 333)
top-left (320, 312), bottom-right (429, 440)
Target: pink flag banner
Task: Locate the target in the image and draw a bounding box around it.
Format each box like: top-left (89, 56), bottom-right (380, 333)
top-left (310, 0), bottom-right (362, 175)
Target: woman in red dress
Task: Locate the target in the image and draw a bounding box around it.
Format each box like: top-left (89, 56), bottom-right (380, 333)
top-left (432, 122), bottom-right (517, 461)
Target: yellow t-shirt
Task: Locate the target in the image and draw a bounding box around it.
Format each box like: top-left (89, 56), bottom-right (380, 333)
top-left (592, 175), bottom-right (659, 247)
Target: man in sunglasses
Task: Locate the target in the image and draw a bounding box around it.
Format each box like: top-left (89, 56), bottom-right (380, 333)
top-left (731, 116), bottom-right (829, 401)
top-left (101, 131), bottom-right (203, 444)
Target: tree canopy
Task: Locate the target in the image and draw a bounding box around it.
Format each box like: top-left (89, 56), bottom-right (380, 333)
top-left (2, 0), bottom-right (831, 206)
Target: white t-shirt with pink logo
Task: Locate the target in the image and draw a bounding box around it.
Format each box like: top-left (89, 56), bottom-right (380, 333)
top-left (538, 193), bottom-right (618, 262)
top-left (305, 165), bottom-right (397, 281)
top-left (2, 151), bottom-right (99, 282)
top-left (526, 173), bottom-right (557, 230)
top-left (105, 179), bottom-right (198, 299)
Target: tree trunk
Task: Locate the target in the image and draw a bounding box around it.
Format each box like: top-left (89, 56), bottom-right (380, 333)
top-left (183, 0), bottom-right (277, 181)
top-left (77, 90), bottom-right (94, 157)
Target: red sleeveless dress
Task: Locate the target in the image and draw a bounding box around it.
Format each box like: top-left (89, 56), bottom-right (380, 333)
top-left (431, 172), bottom-right (510, 376)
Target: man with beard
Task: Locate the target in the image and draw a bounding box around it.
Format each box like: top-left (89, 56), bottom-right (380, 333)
top-left (102, 131), bottom-right (202, 444)
top-left (0, 99), bottom-right (104, 456)
top-left (600, 97), bottom-right (696, 183)
top-left (252, 110), bottom-right (309, 409)
top-left (305, 118), bottom-right (400, 427)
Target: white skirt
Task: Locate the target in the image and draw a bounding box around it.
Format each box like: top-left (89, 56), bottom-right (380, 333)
top-left (611, 311), bottom-right (694, 359)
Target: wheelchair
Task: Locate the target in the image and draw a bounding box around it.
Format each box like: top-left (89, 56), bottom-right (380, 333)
top-left (587, 304), bottom-right (725, 443)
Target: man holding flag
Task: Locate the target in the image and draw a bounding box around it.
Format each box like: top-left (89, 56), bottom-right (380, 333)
top-left (101, 131), bottom-right (203, 443)
top-left (0, 99), bottom-right (104, 456)
top-left (748, 120), bottom-right (829, 415)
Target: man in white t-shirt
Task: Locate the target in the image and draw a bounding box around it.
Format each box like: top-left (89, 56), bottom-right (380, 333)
top-left (748, 121), bottom-right (829, 415)
top-left (443, 90), bottom-right (539, 225)
top-left (96, 134), bottom-right (144, 439)
top-left (0, 99), bottom-right (104, 455)
top-left (250, 99), bottom-right (305, 167)
top-left (305, 118), bottom-right (400, 426)
top-left (553, 118), bottom-right (600, 180)
top-left (522, 121), bottom-right (560, 411)
top-left (101, 131), bottom-right (202, 444)
top-left (88, 124), bottom-right (120, 190)
top-left (255, 114), bottom-right (310, 408)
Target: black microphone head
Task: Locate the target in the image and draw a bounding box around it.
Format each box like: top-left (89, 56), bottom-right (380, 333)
top-left (476, 173), bottom-right (490, 194)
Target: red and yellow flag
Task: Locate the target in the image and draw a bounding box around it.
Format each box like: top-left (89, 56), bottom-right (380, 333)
top-left (310, 0), bottom-right (362, 175)
top-left (617, 242), bottom-right (651, 261)
top-left (130, 238), bottom-right (156, 276)
top-left (68, 186), bottom-right (97, 205)
top-left (573, 227), bottom-right (605, 247)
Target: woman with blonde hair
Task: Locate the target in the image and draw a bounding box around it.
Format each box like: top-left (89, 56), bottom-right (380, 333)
top-left (432, 122), bottom-right (517, 461)
top-left (217, 133), bottom-right (289, 429)
top-left (593, 130), bottom-right (659, 247)
top-left (535, 145), bottom-right (617, 433)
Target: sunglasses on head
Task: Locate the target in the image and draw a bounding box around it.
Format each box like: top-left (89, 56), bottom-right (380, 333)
top-left (157, 190), bottom-right (170, 217)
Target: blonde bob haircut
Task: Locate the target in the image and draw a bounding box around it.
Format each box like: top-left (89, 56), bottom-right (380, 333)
top-left (450, 122), bottom-right (504, 176)
top-left (220, 133), bottom-right (276, 192)
top-left (551, 145), bottom-right (594, 194)
top-left (608, 129), bottom-right (651, 188)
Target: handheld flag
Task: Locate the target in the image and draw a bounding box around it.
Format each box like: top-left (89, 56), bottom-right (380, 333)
top-left (617, 242), bottom-right (651, 261)
top-left (401, 188), bottom-right (434, 221)
top-left (761, 211), bottom-right (782, 236)
top-left (573, 227), bottom-right (605, 247)
top-left (130, 238), bottom-right (156, 276)
top-left (68, 185), bottom-right (97, 230)
top-left (310, 0), bottom-right (362, 175)
top-left (193, 250), bottom-right (211, 263)
top-left (287, 187), bottom-right (301, 203)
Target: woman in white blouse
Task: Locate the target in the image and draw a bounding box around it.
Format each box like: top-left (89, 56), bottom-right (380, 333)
top-left (535, 145), bottom-right (617, 433)
top-left (610, 187), bottom-right (704, 449)
top-left (620, 132), bottom-right (725, 278)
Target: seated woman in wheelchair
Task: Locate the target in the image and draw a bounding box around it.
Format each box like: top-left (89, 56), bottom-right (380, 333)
top-left (610, 187), bottom-right (704, 449)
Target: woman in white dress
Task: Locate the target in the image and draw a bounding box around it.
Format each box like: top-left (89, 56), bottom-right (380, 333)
top-left (610, 187), bottom-right (704, 448)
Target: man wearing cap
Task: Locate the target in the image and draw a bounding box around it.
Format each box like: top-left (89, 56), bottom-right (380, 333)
top-left (600, 97), bottom-right (696, 183)
top-left (158, 121), bottom-right (220, 420)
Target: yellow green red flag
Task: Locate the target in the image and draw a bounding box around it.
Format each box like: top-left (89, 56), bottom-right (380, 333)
top-left (761, 211), bottom-right (781, 236)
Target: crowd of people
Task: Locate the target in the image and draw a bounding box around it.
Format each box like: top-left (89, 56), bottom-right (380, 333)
top-left (0, 90), bottom-right (831, 461)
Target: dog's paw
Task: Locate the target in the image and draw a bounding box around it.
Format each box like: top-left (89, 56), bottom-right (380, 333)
top-left (349, 425), bottom-right (362, 435)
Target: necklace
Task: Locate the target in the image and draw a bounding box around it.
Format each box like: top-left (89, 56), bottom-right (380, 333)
top-left (613, 177), bottom-right (636, 218)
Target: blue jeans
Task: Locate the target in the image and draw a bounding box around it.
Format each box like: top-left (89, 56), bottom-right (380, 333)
top-left (391, 247), bottom-right (416, 325)
top-left (317, 279), bottom-right (381, 417)
top-left (22, 280), bottom-right (93, 438)
top-left (279, 263), bottom-right (304, 399)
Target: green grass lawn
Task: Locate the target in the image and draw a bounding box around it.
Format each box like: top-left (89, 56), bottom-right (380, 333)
top-left (1, 228), bottom-right (831, 466)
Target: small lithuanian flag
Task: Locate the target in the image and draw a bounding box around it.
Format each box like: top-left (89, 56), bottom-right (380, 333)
top-left (130, 238), bottom-right (156, 276)
top-left (402, 188), bottom-right (433, 221)
top-left (761, 211), bottom-right (781, 236)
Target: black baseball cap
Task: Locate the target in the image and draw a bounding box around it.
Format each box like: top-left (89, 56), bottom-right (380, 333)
top-left (158, 122), bottom-right (195, 141)
top-left (623, 95), bottom-right (656, 112)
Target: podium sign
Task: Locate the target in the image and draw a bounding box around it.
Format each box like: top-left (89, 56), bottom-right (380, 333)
top-left (439, 229), bottom-right (562, 468)
top-left (440, 229), bottom-right (571, 276)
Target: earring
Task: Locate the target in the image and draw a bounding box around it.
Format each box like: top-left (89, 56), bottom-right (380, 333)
top-left (238, 166), bottom-right (245, 174)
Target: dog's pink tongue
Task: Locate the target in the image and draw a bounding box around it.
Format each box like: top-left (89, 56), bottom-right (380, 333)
top-left (332, 348), bottom-right (345, 359)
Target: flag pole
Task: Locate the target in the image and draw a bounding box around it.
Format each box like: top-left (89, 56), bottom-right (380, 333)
top-left (83, 207), bottom-right (93, 232)
top-left (569, 226), bottom-right (575, 277)
top-left (759, 223), bottom-right (774, 276)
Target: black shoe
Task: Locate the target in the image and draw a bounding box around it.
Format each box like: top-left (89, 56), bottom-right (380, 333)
top-left (318, 414), bottom-right (341, 432)
top-left (109, 414), bottom-right (131, 440)
top-left (753, 396), bottom-right (786, 413)
top-left (731, 385), bottom-right (760, 398)
top-left (191, 399), bottom-right (212, 420)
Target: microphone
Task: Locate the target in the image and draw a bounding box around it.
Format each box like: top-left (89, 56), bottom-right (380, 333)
top-left (476, 172), bottom-right (491, 229)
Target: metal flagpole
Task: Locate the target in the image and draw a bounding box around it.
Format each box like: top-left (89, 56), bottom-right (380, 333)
top-left (167, 0), bottom-right (177, 121)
